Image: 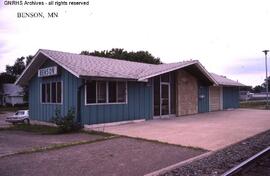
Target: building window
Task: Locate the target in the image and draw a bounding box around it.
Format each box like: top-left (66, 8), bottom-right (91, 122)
top-left (51, 82), bottom-right (56, 103)
top-left (108, 82), bottom-right (117, 102)
top-left (41, 81), bottom-right (62, 104)
top-left (117, 82), bottom-right (126, 102)
top-left (57, 82), bottom-right (62, 103)
top-left (86, 81), bottom-right (96, 103)
top-left (86, 81), bottom-right (127, 105)
top-left (97, 81), bottom-right (107, 103)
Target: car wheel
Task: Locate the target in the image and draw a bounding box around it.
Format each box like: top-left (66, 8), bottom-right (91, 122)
top-left (24, 119), bottom-right (30, 125)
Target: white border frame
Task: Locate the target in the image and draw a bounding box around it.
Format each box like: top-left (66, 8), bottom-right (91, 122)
top-left (85, 81), bottom-right (128, 105)
top-left (40, 81), bottom-right (63, 105)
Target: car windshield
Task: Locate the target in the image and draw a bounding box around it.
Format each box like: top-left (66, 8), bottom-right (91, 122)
top-left (15, 111), bottom-right (25, 115)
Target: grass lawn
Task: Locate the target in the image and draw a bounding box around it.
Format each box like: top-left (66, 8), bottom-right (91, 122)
top-left (1, 123), bottom-right (115, 137)
top-left (1, 124), bottom-right (60, 134)
top-left (240, 100), bottom-right (270, 110)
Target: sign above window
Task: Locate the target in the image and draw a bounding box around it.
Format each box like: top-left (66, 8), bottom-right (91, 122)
top-left (38, 66), bottom-right (58, 77)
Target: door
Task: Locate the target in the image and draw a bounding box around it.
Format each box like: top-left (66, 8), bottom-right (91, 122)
top-left (161, 83), bottom-right (170, 115)
top-left (223, 87), bottom-right (239, 109)
top-left (198, 85), bottom-right (209, 113)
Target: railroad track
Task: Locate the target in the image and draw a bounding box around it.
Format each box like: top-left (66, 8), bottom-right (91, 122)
top-left (221, 146), bottom-right (270, 176)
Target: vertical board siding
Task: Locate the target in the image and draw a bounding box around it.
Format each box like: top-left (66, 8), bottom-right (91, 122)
top-left (81, 81), bottom-right (153, 125)
top-left (223, 87), bottom-right (239, 109)
top-left (29, 60), bottom-right (81, 122)
top-left (198, 85), bottom-right (209, 113)
top-left (29, 59), bottom-right (153, 125)
top-left (209, 86), bottom-right (221, 111)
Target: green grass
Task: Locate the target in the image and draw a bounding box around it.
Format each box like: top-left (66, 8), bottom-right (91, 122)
top-left (0, 135), bottom-right (119, 158)
top-left (1, 123), bottom-right (116, 137)
top-left (6, 124), bottom-right (60, 134)
top-left (240, 101), bottom-right (270, 110)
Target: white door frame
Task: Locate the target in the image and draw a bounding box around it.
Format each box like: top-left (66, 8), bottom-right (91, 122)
top-left (160, 82), bottom-right (171, 117)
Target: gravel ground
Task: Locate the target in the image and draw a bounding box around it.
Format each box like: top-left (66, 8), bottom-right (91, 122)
top-left (0, 137), bottom-right (205, 176)
top-left (162, 130), bottom-right (270, 176)
top-left (0, 130), bottom-right (104, 157)
top-left (236, 151), bottom-right (270, 176)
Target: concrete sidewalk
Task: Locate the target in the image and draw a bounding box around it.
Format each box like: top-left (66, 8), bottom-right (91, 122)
top-left (103, 109), bottom-right (270, 150)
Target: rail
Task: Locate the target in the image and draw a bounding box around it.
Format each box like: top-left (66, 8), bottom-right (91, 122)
top-left (221, 146), bottom-right (270, 176)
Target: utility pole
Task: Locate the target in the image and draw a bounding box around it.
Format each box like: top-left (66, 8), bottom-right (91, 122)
top-left (262, 50), bottom-right (269, 109)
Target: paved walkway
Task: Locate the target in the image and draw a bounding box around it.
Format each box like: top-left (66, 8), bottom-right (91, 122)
top-left (103, 109), bottom-right (270, 150)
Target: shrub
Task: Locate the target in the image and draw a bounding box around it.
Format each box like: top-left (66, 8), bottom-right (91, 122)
top-left (51, 108), bottom-right (82, 133)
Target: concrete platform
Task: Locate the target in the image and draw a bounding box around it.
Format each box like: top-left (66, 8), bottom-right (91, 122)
top-left (103, 109), bottom-right (270, 151)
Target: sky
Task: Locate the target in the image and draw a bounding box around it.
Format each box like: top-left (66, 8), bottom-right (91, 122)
top-left (1, 0), bottom-right (270, 86)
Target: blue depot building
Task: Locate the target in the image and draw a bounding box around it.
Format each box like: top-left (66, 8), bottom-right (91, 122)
top-left (16, 49), bottom-right (245, 125)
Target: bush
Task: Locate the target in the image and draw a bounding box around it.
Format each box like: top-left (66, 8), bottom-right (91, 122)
top-left (51, 108), bottom-right (82, 133)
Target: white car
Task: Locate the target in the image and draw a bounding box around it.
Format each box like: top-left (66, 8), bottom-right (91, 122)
top-left (6, 110), bottom-right (30, 124)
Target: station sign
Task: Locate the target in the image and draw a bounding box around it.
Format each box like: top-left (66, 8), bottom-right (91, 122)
top-left (38, 66), bottom-right (58, 77)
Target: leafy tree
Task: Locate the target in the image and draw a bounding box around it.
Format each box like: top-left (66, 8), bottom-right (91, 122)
top-left (0, 72), bottom-right (16, 84)
top-left (1, 55), bottom-right (33, 102)
top-left (81, 48), bottom-right (162, 64)
top-left (251, 76), bottom-right (270, 93)
top-left (5, 55), bottom-right (33, 78)
top-left (6, 57), bottom-right (26, 78)
top-left (252, 85), bottom-right (264, 93)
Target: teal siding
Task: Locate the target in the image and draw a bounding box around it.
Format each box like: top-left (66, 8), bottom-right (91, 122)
top-left (29, 61), bottom-right (81, 122)
top-left (198, 85), bottom-right (209, 113)
top-left (29, 60), bottom-right (153, 124)
top-left (223, 87), bottom-right (239, 109)
top-left (80, 81), bottom-right (153, 125)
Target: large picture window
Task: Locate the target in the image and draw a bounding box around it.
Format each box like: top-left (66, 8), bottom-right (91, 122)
top-left (41, 81), bottom-right (62, 104)
top-left (86, 81), bottom-right (127, 105)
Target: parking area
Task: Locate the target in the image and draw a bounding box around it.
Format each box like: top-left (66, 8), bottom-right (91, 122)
top-left (0, 135), bottom-right (205, 176)
top-left (0, 111), bottom-right (206, 176)
top-left (103, 109), bottom-right (270, 150)
top-left (0, 111), bottom-right (12, 128)
top-left (0, 130), bottom-right (104, 157)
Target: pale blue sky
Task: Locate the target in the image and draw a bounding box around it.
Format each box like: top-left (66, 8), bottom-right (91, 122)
top-left (1, 0), bottom-right (270, 86)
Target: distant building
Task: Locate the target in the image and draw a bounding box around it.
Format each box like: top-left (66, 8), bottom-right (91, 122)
top-left (1, 84), bottom-right (25, 106)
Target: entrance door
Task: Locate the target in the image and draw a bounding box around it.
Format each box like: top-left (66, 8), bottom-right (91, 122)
top-left (198, 85), bottom-right (209, 113)
top-left (161, 83), bottom-right (170, 115)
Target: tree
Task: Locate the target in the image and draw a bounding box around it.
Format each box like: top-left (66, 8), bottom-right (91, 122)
top-left (252, 85), bottom-right (264, 93)
top-left (81, 48), bottom-right (162, 64)
top-left (1, 55), bottom-right (33, 102)
top-left (5, 55), bottom-right (33, 78)
top-left (251, 76), bottom-right (270, 93)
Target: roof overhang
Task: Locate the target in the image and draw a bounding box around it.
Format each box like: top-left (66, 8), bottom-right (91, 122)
top-left (138, 61), bottom-right (218, 85)
top-left (15, 50), bottom-right (79, 86)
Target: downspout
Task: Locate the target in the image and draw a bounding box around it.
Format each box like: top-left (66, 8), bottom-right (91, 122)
top-left (77, 79), bottom-right (86, 124)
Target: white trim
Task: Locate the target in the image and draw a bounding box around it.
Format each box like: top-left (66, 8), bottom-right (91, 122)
top-left (15, 49), bottom-right (42, 85)
top-left (195, 62), bottom-right (218, 85)
top-left (84, 119), bottom-right (145, 130)
top-left (161, 82), bottom-right (171, 115)
top-left (15, 49), bottom-right (79, 86)
top-left (138, 61), bottom-right (197, 81)
top-left (85, 81), bottom-right (128, 105)
top-left (40, 81), bottom-right (63, 105)
top-left (138, 61), bottom-right (218, 86)
top-left (40, 51), bottom-right (80, 78)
